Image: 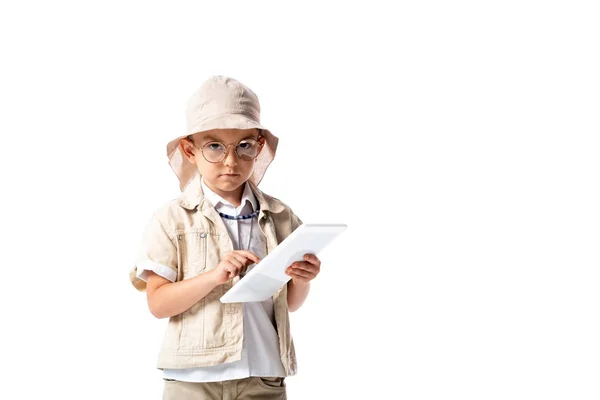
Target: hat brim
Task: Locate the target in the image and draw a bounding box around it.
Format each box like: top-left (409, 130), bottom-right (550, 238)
top-left (167, 113), bottom-right (279, 192)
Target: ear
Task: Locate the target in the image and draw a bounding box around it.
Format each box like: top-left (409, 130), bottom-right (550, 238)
top-left (179, 138), bottom-right (197, 164)
top-left (256, 135), bottom-right (266, 156)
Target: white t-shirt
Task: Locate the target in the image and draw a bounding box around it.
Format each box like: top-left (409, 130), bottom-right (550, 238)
top-left (136, 178), bottom-right (285, 382)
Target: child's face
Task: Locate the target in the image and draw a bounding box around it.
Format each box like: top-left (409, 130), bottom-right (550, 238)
top-left (179, 128), bottom-right (264, 196)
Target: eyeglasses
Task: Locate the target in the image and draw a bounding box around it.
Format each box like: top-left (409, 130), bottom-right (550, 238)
top-left (194, 137), bottom-right (264, 163)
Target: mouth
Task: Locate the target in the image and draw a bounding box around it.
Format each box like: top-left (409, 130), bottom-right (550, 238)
top-left (220, 173), bottom-right (240, 177)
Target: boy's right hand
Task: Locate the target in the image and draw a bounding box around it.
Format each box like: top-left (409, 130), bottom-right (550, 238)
top-left (209, 250), bottom-right (260, 286)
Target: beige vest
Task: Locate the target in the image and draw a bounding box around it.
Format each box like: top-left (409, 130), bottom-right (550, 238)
top-left (130, 176), bottom-right (302, 374)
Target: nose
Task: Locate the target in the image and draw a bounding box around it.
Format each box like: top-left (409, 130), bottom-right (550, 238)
top-left (223, 144), bottom-right (238, 167)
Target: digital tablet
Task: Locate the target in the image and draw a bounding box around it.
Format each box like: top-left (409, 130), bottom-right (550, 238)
top-left (220, 223), bottom-right (347, 303)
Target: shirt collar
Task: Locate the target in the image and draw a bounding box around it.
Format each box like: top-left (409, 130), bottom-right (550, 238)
top-left (177, 173), bottom-right (283, 214)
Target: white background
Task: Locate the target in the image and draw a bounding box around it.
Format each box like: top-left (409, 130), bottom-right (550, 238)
top-left (1, 1), bottom-right (599, 399)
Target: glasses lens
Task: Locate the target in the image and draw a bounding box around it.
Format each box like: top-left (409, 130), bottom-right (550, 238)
top-left (202, 142), bottom-right (227, 162)
top-left (236, 139), bottom-right (261, 161)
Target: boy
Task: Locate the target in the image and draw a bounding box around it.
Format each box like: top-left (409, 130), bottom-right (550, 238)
top-left (129, 75), bottom-right (321, 400)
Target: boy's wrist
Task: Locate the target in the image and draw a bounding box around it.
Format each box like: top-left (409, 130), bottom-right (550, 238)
top-left (289, 279), bottom-right (310, 288)
top-left (201, 269), bottom-right (220, 288)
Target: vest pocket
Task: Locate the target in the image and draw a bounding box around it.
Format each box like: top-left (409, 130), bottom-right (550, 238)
top-left (177, 231), bottom-right (208, 279)
top-left (176, 231), bottom-right (208, 349)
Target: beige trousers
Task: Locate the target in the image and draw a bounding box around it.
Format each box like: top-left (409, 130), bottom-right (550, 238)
top-left (162, 376), bottom-right (286, 400)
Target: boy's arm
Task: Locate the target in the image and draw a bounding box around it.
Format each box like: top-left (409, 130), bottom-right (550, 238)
top-left (286, 209), bottom-right (312, 312)
top-left (146, 270), bottom-right (220, 319)
top-left (287, 279), bottom-right (310, 312)
top-left (144, 249), bottom-right (258, 318)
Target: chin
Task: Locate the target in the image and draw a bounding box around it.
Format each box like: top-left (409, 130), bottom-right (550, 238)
top-left (214, 178), bottom-right (245, 190)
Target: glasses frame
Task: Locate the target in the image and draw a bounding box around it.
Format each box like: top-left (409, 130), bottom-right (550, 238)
top-left (188, 134), bottom-right (265, 164)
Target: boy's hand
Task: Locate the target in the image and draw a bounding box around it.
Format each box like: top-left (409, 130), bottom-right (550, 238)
top-left (210, 250), bottom-right (260, 286)
top-left (285, 254), bottom-right (321, 284)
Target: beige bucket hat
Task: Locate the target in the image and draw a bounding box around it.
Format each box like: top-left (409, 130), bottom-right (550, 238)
top-left (167, 75), bottom-right (279, 191)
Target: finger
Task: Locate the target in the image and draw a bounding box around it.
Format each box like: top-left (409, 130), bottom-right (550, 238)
top-left (234, 250), bottom-right (260, 264)
top-left (303, 254), bottom-right (321, 266)
top-left (224, 265), bottom-right (239, 278)
top-left (287, 268), bottom-right (315, 280)
top-left (289, 262), bottom-right (319, 274)
top-left (232, 253), bottom-right (256, 267)
top-left (288, 272), bottom-right (311, 283)
top-left (226, 257), bottom-right (244, 269)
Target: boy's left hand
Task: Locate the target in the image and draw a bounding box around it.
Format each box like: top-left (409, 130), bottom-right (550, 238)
top-left (286, 254), bottom-right (321, 284)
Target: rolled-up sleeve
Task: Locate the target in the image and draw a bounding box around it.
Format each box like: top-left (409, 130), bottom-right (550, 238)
top-left (129, 215), bottom-right (178, 291)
